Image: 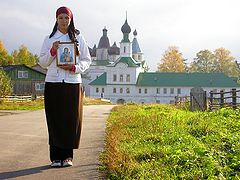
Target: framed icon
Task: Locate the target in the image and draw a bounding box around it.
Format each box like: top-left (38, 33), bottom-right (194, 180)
top-left (56, 42), bottom-right (76, 66)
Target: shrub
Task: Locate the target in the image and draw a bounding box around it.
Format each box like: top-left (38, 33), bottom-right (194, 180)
top-left (0, 69), bottom-right (12, 98)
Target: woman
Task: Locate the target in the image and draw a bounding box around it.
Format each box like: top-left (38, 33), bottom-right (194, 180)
top-left (39, 6), bottom-right (91, 167)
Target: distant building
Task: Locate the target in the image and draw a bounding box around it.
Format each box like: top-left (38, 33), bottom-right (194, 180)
top-left (1, 64), bottom-right (45, 95)
top-left (83, 18), bottom-right (147, 96)
top-left (85, 18), bottom-right (239, 104)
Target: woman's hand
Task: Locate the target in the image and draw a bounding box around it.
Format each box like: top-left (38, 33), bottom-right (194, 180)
top-left (58, 64), bottom-right (74, 71)
top-left (52, 41), bottom-right (60, 51)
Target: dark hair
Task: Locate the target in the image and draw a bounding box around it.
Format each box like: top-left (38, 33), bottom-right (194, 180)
top-left (49, 18), bottom-right (80, 56)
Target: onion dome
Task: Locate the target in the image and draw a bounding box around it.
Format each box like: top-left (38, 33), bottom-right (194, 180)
top-left (133, 29), bottom-right (137, 36)
top-left (98, 27), bottom-right (110, 48)
top-left (108, 42), bottom-right (120, 55)
top-left (121, 20), bottom-right (131, 34)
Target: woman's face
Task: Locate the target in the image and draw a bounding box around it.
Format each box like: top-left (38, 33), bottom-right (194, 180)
top-left (57, 13), bottom-right (71, 32)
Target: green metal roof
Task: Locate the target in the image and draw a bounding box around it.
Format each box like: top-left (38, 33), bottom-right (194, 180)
top-left (89, 72), bottom-right (106, 85)
top-left (91, 60), bottom-right (111, 66)
top-left (107, 57), bottom-right (140, 67)
top-left (136, 72), bottom-right (239, 87)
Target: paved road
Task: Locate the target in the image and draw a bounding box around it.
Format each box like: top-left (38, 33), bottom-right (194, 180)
top-left (0, 105), bottom-right (115, 180)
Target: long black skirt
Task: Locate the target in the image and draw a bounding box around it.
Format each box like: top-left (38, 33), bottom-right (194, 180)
top-left (44, 82), bottom-right (82, 149)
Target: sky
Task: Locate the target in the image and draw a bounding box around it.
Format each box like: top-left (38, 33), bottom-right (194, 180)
top-left (0, 0), bottom-right (240, 71)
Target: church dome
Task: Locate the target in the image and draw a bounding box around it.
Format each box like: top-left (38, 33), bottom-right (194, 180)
top-left (133, 29), bottom-right (137, 36)
top-left (108, 42), bottom-right (120, 55)
top-left (132, 29), bottom-right (141, 53)
top-left (121, 20), bottom-right (131, 34)
top-left (98, 27), bottom-right (110, 48)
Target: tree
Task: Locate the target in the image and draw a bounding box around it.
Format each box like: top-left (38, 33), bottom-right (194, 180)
top-left (12, 45), bottom-right (38, 66)
top-left (0, 40), bottom-right (12, 65)
top-left (189, 50), bottom-right (215, 73)
top-left (157, 46), bottom-right (186, 72)
top-left (0, 69), bottom-right (12, 97)
top-left (214, 48), bottom-right (239, 77)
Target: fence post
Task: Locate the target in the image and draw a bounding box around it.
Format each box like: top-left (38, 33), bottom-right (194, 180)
top-left (204, 91), bottom-right (207, 111)
top-left (220, 90), bottom-right (224, 108)
top-left (209, 91), bottom-right (213, 111)
top-left (175, 96), bottom-right (178, 105)
top-left (232, 88), bottom-right (237, 110)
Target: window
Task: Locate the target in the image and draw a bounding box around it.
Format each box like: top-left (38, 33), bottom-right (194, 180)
top-left (18, 71), bottom-right (28, 78)
top-left (96, 88), bottom-right (99, 93)
top-left (120, 88), bottom-right (123, 93)
top-left (113, 74), bottom-right (117, 82)
top-left (120, 74), bottom-right (123, 82)
top-left (138, 55), bottom-right (141, 60)
top-left (139, 88), bottom-right (141, 94)
top-left (126, 74), bottom-right (130, 82)
top-left (177, 88), bottom-right (181, 94)
top-left (170, 88), bottom-right (174, 94)
top-left (156, 88), bottom-right (160, 94)
top-left (35, 83), bottom-right (45, 91)
top-left (124, 46), bottom-right (126, 53)
top-left (163, 88), bottom-right (167, 94)
top-left (113, 88), bottom-right (116, 93)
top-left (126, 88), bottom-right (130, 94)
top-left (144, 88), bottom-right (147, 94)
top-left (102, 88), bottom-right (104, 93)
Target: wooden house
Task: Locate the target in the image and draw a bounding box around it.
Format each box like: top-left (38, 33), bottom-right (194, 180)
top-left (1, 64), bottom-right (46, 95)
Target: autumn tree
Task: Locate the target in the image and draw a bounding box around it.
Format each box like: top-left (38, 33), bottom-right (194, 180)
top-left (189, 50), bottom-right (215, 73)
top-left (0, 40), bottom-right (12, 65)
top-left (157, 46), bottom-right (186, 72)
top-left (190, 48), bottom-right (239, 77)
top-left (12, 45), bottom-right (38, 66)
top-left (0, 69), bottom-right (12, 97)
top-left (214, 48), bottom-right (239, 77)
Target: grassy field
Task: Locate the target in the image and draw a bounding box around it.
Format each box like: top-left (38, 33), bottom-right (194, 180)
top-left (101, 104), bottom-right (240, 179)
top-left (0, 99), bottom-right (44, 110)
top-left (0, 97), bottom-right (111, 110)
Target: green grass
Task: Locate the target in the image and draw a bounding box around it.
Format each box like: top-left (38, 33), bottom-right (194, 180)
top-left (101, 104), bottom-right (240, 179)
top-left (0, 99), bottom-right (44, 110)
top-left (0, 97), bottom-right (111, 110)
top-left (83, 97), bottom-right (112, 105)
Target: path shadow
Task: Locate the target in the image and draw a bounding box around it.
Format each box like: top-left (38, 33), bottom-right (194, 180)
top-left (0, 165), bottom-right (50, 180)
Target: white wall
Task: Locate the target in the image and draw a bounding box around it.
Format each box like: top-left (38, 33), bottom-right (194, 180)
top-left (120, 42), bottom-right (132, 57)
top-left (90, 85), bottom-right (239, 104)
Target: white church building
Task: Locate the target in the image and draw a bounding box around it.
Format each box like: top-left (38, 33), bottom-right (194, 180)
top-left (83, 18), bottom-right (239, 104)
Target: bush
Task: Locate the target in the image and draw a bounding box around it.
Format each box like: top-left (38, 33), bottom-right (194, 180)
top-left (0, 69), bottom-right (12, 98)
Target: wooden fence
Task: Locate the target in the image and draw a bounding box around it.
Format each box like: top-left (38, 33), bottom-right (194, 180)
top-left (175, 88), bottom-right (240, 111)
top-left (0, 95), bottom-right (44, 102)
top-left (175, 96), bottom-right (190, 105)
top-left (209, 88), bottom-right (240, 110)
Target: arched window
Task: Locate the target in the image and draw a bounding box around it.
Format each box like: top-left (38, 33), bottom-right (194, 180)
top-left (113, 74), bottom-right (117, 82)
top-left (120, 74), bottom-right (123, 82)
top-left (120, 88), bottom-right (123, 93)
top-left (126, 74), bottom-right (130, 82)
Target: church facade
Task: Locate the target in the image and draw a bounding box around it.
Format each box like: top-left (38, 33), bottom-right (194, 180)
top-left (84, 19), bottom-right (239, 104)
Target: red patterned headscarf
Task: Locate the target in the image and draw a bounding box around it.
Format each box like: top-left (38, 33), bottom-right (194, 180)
top-left (56, 6), bottom-right (73, 18)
